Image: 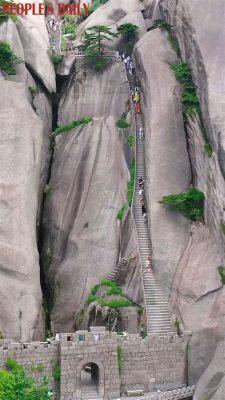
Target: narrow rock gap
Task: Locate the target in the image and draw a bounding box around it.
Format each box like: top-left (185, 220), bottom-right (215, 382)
top-left (37, 73), bottom-right (68, 335)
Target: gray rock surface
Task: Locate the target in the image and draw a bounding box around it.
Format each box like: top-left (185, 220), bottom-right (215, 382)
top-left (134, 28), bottom-right (192, 294)
top-left (135, 0), bottom-right (225, 396)
top-left (16, 15), bottom-right (56, 92)
top-left (0, 15), bottom-right (53, 340)
top-left (190, 328), bottom-right (225, 400)
top-left (42, 60), bottom-right (141, 332)
top-left (143, 0), bottom-right (160, 20)
top-left (0, 78), bottom-right (44, 341)
top-left (75, 0), bottom-right (147, 45)
top-left (170, 225), bottom-right (225, 332)
top-left (160, 0), bottom-right (225, 249)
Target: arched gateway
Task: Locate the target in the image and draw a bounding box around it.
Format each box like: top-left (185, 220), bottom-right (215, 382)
top-left (76, 359), bottom-right (104, 399)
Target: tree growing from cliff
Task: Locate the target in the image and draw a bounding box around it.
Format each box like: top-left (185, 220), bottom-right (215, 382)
top-left (160, 187), bottom-right (205, 222)
top-left (0, 358), bottom-right (53, 400)
top-left (83, 25), bottom-right (118, 71)
top-left (117, 23), bottom-right (138, 42)
top-left (0, 41), bottom-right (23, 75)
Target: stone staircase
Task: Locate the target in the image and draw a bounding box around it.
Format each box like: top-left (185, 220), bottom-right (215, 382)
top-left (108, 258), bottom-right (128, 281)
top-left (127, 72), bottom-right (173, 334)
top-left (81, 386), bottom-right (102, 400)
top-left (81, 371), bottom-right (103, 400)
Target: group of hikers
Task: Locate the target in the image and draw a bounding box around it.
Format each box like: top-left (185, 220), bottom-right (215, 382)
top-left (47, 17), bottom-right (59, 32)
top-left (132, 86), bottom-right (142, 114)
top-left (138, 178), bottom-right (152, 273)
top-left (138, 177), bottom-right (147, 223)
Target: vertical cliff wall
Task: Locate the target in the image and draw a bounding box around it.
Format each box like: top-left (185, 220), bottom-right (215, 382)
top-left (0, 15), bottom-right (55, 340)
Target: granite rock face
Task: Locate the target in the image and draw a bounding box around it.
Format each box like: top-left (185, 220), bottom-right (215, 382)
top-left (75, 0), bottom-right (147, 45)
top-left (134, 0), bottom-right (225, 397)
top-left (0, 78), bottom-right (44, 341)
top-left (160, 0), bottom-right (225, 249)
top-left (0, 16), bottom-right (54, 340)
top-left (42, 60), bottom-right (141, 332)
top-left (134, 28), bottom-right (192, 294)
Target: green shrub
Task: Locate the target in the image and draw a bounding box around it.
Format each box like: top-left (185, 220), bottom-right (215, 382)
top-left (204, 143), bottom-right (213, 157)
top-left (116, 118), bottom-right (130, 129)
top-left (153, 19), bottom-right (171, 31)
top-left (31, 363), bottom-right (45, 372)
top-left (0, 361), bottom-right (52, 400)
top-left (127, 159), bottom-right (135, 206)
top-left (218, 265), bottom-right (225, 285)
top-left (51, 53), bottom-right (63, 66)
top-left (171, 63), bottom-right (192, 82)
top-left (107, 287), bottom-right (123, 295)
top-left (161, 187), bottom-right (204, 222)
top-left (53, 116), bottom-right (93, 136)
top-left (63, 14), bottom-right (78, 23)
top-left (88, 280), bottom-right (128, 307)
top-left (5, 358), bottom-right (18, 371)
top-left (100, 279), bottom-right (123, 295)
top-left (174, 319), bottom-right (181, 329)
top-left (117, 206), bottom-right (126, 220)
top-left (221, 222), bottom-right (225, 235)
top-left (29, 86), bottom-right (38, 98)
top-left (87, 293), bottom-right (97, 303)
top-left (0, 0), bottom-right (17, 24)
top-left (137, 306), bottom-right (144, 314)
top-left (89, 0), bottom-right (108, 14)
top-left (63, 23), bottom-right (76, 35)
top-left (53, 364), bottom-right (61, 381)
top-left (117, 345), bottom-right (124, 372)
top-left (98, 298), bottom-right (131, 309)
top-left (0, 41), bottom-right (23, 75)
top-left (91, 284), bottom-right (101, 296)
top-left (171, 63), bottom-right (200, 115)
top-left (127, 135), bottom-right (134, 147)
top-left (117, 23), bottom-right (138, 42)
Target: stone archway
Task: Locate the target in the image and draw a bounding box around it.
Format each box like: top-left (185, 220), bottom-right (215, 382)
top-left (76, 358), bottom-right (105, 399)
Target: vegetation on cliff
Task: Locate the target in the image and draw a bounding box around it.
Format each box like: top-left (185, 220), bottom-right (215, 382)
top-left (83, 25), bottom-right (118, 71)
top-left (127, 159), bottom-right (135, 206)
top-left (0, 41), bottom-right (23, 75)
top-left (171, 63), bottom-right (200, 116)
top-left (89, 0), bottom-right (108, 14)
top-left (0, 0), bottom-right (16, 24)
top-left (117, 23), bottom-right (138, 49)
top-left (51, 116), bottom-right (93, 138)
top-left (88, 279), bottom-right (132, 309)
top-left (160, 187), bottom-right (204, 222)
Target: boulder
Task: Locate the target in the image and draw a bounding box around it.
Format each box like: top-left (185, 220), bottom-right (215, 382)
top-left (16, 14), bottom-right (56, 92)
top-left (76, 0), bottom-right (147, 44)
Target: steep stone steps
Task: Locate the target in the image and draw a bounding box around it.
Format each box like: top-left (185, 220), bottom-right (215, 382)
top-left (126, 71), bottom-right (173, 334)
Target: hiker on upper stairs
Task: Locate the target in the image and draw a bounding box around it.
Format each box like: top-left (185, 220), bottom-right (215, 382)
top-left (138, 126), bottom-right (144, 139)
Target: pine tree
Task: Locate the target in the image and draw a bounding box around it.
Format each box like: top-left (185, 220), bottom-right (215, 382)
top-left (83, 25), bottom-right (118, 71)
top-left (117, 23), bottom-right (138, 42)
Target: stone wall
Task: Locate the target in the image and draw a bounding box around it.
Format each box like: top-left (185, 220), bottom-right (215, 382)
top-left (0, 340), bottom-right (59, 391)
top-left (0, 330), bottom-right (190, 399)
top-left (118, 333), bottom-right (189, 393)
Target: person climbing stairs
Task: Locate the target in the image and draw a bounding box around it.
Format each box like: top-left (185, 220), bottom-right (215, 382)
top-left (127, 71), bottom-right (173, 334)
